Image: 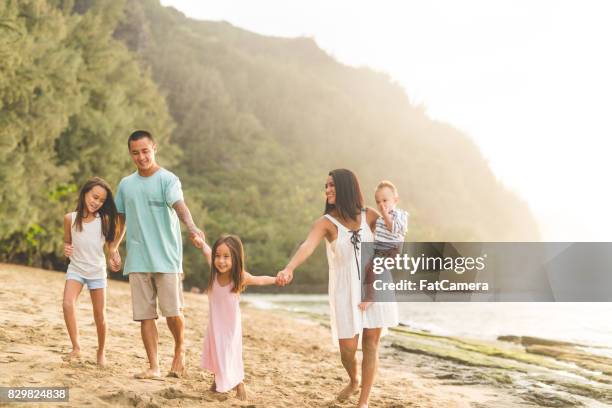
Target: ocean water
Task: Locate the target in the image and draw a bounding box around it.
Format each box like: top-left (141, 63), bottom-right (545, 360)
top-left (242, 294), bottom-right (612, 349)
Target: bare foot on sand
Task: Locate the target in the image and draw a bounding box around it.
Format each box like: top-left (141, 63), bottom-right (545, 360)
top-left (62, 349), bottom-right (81, 361)
top-left (235, 382), bottom-right (247, 401)
top-left (96, 350), bottom-right (106, 367)
top-left (337, 381), bottom-right (359, 401)
top-left (134, 368), bottom-right (161, 379)
top-left (168, 347), bottom-right (185, 377)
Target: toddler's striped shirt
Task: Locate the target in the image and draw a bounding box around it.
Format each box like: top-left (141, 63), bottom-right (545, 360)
top-left (374, 208), bottom-right (408, 251)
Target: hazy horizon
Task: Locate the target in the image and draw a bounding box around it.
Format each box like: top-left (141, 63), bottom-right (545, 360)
top-left (161, 0), bottom-right (612, 241)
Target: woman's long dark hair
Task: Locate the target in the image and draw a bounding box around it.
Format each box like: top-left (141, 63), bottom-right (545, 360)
top-left (74, 177), bottom-right (118, 243)
top-left (206, 235), bottom-right (246, 294)
top-left (324, 169), bottom-right (364, 221)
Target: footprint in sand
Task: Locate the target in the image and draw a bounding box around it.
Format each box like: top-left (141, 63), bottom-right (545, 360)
top-left (307, 391), bottom-right (325, 400)
top-left (200, 393), bottom-right (216, 402)
top-left (62, 360), bottom-right (92, 370)
top-left (101, 390), bottom-right (160, 407)
top-left (156, 387), bottom-right (200, 400)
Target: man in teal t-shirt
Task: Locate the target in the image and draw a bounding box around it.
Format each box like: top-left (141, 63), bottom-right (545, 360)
top-left (110, 130), bottom-right (205, 380)
top-left (115, 167), bottom-right (184, 274)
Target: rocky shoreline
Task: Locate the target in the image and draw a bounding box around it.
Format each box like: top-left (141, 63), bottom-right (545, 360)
top-left (286, 307), bottom-right (612, 407)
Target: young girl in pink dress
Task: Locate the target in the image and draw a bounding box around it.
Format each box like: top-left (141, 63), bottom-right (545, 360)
top-left (200, 235), bottom-right (279, 400)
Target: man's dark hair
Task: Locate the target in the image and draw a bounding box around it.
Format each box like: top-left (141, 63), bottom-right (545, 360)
top-left (128, 130), bottom-right (154, 149)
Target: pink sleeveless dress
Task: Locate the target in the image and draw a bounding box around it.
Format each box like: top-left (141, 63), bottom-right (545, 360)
top-left (201, 277), bottom-right (244, 392)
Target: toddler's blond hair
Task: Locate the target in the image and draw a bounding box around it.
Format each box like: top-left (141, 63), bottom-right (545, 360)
top-left (375, 180), bottom-right (398, 198)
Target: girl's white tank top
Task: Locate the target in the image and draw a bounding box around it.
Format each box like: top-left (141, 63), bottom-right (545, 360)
top-left (67, 212), bottom-right (107, 279)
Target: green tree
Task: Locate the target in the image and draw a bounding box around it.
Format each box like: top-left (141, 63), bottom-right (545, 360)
top-left (0, 0), bottom-right (175, 268)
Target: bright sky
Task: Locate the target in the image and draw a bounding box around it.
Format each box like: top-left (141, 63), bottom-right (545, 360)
top-left (161, 0), bottom-right (612, 241)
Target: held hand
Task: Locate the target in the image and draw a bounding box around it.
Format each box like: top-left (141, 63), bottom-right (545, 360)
top-left (63, 243), bottom-right (73, 258)
top-left (190, 228), bottom-right (205, 249)
top-left (192, 235), bottom-right (205, 249)
top-left (109, 250), bottom-right (122, 272)
top-left (276, 268), bottom-right (294, 286)
top-left (275, 270), bottom-right (286, 286)
top-left (358, 302), bottom-right (372, 311)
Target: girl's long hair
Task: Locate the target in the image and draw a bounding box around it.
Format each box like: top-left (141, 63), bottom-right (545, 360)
top-left (74, 177), bottom-right (118, 243)
top-left (206, 235), bottom-right (246, 294)
top-left (324, 169), bottom-right (364, 221)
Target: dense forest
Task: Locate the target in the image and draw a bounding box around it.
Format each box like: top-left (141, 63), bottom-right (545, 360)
top-left (0, 0), bottom-right (539, 291)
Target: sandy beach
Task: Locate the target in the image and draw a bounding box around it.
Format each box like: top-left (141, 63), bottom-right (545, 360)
top-left (1, 264), bottom-right (610, 407)
top-left (0, 264), bottom-right (476, 407)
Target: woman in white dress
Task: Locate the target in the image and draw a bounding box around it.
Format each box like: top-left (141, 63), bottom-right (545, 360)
top-left (277, 169), bottom-right (399, 408)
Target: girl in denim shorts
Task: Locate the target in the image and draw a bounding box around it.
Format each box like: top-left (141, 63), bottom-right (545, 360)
top-left (62, 177), bottom-right (118, 366)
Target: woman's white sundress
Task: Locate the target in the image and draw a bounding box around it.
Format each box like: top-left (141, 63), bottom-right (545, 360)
top-left (324, 209), bottom-right (399, 344)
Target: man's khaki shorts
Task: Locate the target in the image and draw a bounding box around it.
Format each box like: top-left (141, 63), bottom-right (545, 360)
top-left (128, 273), bottom-right (184, 321)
